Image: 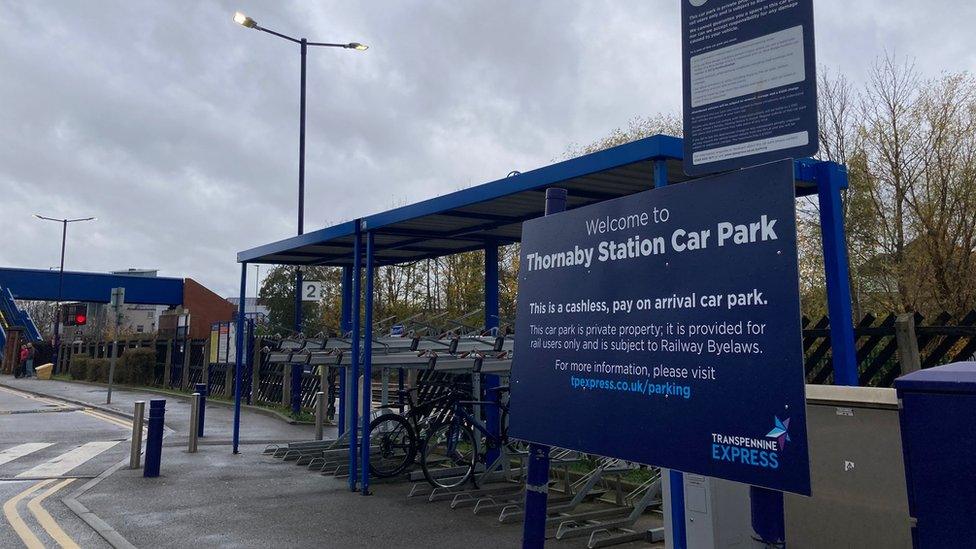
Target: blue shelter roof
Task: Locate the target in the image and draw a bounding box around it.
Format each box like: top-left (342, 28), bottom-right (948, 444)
top-left (237, 134), bottom-right (820, 267)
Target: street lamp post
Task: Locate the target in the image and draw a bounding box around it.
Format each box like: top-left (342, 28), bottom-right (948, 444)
top-left (34, 214), bottom-right (96, 360)
top-left (234, 11), bottom-right (367, 334)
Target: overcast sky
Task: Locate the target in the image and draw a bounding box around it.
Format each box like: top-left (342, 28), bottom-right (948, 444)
top-left (2, 1), bottom-right (974, 298)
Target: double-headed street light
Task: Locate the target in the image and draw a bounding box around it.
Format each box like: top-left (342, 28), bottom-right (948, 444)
top-left (234, 11), bottom-right (367, 333)
top-left (34, 214), bottom-right (96, 357)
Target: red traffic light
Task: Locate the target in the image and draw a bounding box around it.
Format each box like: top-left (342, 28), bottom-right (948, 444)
top-left (63, 304), bottom-right (89, 326)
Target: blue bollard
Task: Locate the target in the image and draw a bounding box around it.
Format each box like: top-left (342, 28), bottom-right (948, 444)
top-left (144, 399), bottom-right (166, 478)
top-left (291, 366), bottom-right (302, 416)
top-left (194, 383), bottom-right (207, 438)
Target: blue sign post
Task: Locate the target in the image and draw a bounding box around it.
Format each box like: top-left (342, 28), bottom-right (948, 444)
top-left (681, 0), bottom-right (818, 175)
top-left (509, 159), bottom-right (811, 495)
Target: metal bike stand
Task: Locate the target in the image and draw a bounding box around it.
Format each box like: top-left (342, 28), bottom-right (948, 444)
top-left (556, 473), bottom-right (663, 542)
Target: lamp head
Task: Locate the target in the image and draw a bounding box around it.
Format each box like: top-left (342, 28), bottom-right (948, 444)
top-left (234, 12), bottom-right (257, 28)
top-left (347, 42), bottom-right (368, 51)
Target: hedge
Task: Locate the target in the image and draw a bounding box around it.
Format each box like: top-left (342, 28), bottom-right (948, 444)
top-left (86, 358), bottom-right (110, 382)
top-left (68, 356), bottom-right (89, 380)
top-left (119, 348), bottom-right (155, 385)
top-left (67, 347), bottom-right (155, 385)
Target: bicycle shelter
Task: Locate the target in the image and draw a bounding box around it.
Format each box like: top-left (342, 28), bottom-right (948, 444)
top-left (234, 133), bottom-right (858, 544)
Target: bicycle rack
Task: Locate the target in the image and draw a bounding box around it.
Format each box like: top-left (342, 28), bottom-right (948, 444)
top-left (588, 527), bottom-right (665, 549)
top-left (555, 470), bottom-right (663, 544)
top-left (497, 457), bottom-right (627, 524)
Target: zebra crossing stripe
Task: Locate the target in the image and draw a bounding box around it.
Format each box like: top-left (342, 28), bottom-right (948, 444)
top-left (15, 441), bottom-right (121, 479)
top-left (0, 443), bottom-right (54, 467)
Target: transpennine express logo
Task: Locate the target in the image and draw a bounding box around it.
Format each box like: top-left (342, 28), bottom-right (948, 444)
top-left (710, 416), bottom-right (792, 470)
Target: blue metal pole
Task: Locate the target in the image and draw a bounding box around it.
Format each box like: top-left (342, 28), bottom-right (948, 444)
top-left (348, 224), bottom-right (363, 491)
top-left (361, 231), bottom-right (375, 495)
top-left (653, 159), bottom-right (687, 549)
top-left (291, 362), bottom-right (302, 415)
top-left (233, 262), bottom-right (248, 454)
top-left (522, 188), bottom-right (566, 549)
top-left (295, 269), bottom-right (303, 335)
top-left (338, 266), bottom-right (352, 436)
top-left (341, 267), bottom-right (353, 334)
top-left (143, 399), bottom-right (165, 478)
top-left (483, 240), bottom-right (501, 466)
top-left (817, 161), bottom-right (858, 386)
top-left (484, 241), bottom-right (499, 334)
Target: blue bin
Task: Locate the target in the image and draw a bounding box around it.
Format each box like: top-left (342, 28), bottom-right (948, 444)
top-left (896, 362), bottom-right (976, 548)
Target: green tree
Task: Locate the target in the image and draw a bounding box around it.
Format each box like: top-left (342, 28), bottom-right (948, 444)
top-left (258, 265), bottom-right (341, 336)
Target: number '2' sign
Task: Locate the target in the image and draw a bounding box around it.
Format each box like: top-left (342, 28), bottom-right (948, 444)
top-left (302, 281), bottom-right (324, 301)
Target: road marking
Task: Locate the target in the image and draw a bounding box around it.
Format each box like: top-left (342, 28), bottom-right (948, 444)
top-left (16, 441), bottom-right (121, 479)
top-left (81, 409), bottom-right (132, 430)
top-left (28, 478), bottom-right (80, 549)
top-left (2, 479), bottom-right (53, 549)
top-left (0, 443), bottom-right (54, 467)
top-left (0, 386), bottom-right (64, 408)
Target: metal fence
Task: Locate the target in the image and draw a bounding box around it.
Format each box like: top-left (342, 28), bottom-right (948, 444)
top-left (803, 311), bottom-right (976, 387)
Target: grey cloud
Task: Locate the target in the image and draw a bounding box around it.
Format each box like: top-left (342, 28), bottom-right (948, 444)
top-left (1, 0), bottom-right (974, 296)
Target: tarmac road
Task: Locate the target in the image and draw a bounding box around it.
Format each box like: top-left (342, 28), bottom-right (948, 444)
top-left (0, 384), bottom-right (126, 548)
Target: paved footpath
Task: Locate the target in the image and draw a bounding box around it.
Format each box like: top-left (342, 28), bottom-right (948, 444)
top-left (0, 377), bottom-right (320, 444)
top-left (1, 377), bottom-right (653, 548)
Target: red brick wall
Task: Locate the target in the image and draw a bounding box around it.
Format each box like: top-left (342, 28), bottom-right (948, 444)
top-left (183, 278), bottom-right (235, 340)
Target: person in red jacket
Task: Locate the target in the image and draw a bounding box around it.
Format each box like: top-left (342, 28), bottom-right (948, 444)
top-left (16, 344), bottom-right (28, 378)
top-left (25, 343), bottom-right (36, 377)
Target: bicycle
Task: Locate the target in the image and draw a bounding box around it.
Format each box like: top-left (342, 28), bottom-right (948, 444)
top-left (419, 384), bottom-right (516, 489)
top-left (366, 377), bottom-right (468, 478)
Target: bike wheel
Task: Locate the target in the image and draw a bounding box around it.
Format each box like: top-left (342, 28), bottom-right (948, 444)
top-left (368, 413), bottom-right (416, 478)
top-left (420, 421), bottom-right (477, 489)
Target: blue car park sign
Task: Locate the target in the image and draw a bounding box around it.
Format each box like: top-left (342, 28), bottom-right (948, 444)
top-left (681, 0), bottom-right (818, 175)
top-left (509, 160), bottom-right (811, 495)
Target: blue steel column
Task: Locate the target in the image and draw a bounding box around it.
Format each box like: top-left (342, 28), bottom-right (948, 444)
top-left (484, 240), bottom-right (502, 466)
top-left (348, 224), bottom-right (363, 491)
top-left (522, 188), bottom-right (566, 549)
top-left (817, 161), bottom-right (858, 386)
top-left (295, 269), bottom-right (303, 334)
top-left (360, 231), bottom-right (376, 495)
top-left (233, 262), bottom-right (248, 454)
top-left (338, 266), bottom-right (352, 436)
top-left (655, 159), bottom-right (687, 549)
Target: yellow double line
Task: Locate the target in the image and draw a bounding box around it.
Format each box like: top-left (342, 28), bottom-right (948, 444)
top-left (81, 408), bottom-right (134, 430)
top-left (0, 386), bottom-right (134, 548)
top-left (3, 478), bottom-right (79, 549)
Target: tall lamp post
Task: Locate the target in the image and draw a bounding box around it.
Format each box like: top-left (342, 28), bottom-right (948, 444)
top-left (234, 11), bottom-right (367, 334)
top-left (34, 214), bottom-right (96, 360)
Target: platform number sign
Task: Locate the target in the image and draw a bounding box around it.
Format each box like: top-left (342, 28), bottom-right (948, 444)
top-left (302, 281), bottom-right (324, 302)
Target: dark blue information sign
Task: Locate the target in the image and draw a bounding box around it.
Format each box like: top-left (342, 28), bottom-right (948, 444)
top-left (681, 0), bottom-right (818, 176)
top-left (509, 160), bottom-right (810, 495)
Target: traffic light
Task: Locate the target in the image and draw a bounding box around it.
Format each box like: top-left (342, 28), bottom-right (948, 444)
top-left (63, 303), bottom-right (88, 326)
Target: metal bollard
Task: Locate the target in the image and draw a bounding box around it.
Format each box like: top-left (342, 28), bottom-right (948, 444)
top-left (144, 399), bottom-right (165, 478)
top-left (188, 393), bottom-right (200, 453)
top-left (194, 382), bottom-right (207, 437)
top-left (315, 391), bottom-right (325, 441)
top-left (130, 401), bottom-right (145, 469)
